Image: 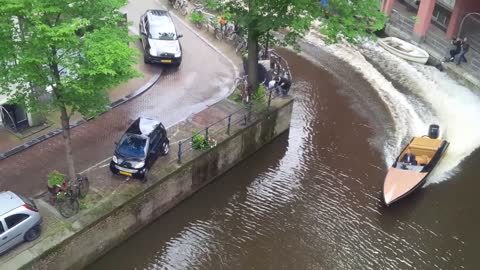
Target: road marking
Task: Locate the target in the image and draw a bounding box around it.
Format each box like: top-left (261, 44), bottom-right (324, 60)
top-left (80, 157), bottom-right (111, 174)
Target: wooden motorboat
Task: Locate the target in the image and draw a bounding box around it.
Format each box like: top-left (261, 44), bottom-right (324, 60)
top-left (378, 37), bottom-right (430, 64)
top-left (383, 125), bottom-right (449, 206)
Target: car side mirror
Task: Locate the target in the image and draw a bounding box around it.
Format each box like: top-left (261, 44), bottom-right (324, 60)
top-left (177, 34), bottom-right (183, 39)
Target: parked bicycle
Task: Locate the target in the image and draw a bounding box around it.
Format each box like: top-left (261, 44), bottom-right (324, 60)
top-left (235, 36), bottom-right (247, 55)
top-left (190, 4), bottom-right (206, 29)
top-left (215, 23), bottom-right (235, 41)
top-left (47, 174), bottom-right (90, 218)
top-left (173, 0), bottom-right (189, 16)
top-left (234, 75), bottom-right (251, 104)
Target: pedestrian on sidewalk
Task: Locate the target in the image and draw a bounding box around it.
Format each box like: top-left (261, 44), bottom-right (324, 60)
top-left (454, 37), bottom-right (469, 65)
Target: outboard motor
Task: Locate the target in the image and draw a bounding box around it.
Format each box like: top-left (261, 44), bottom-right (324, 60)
top-left (428, 124), bottom-right (440, 139)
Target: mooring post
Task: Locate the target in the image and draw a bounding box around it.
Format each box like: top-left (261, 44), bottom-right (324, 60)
top-left (177, 141), bottom-right (182, 164)
top-left (227, 114), bottom-right (232, 135)
top-left (267, 90), bottom-right (272, 110)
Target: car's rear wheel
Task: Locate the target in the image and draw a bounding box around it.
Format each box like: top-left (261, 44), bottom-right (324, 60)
top-left (24, 225), bottom-right (41, 242)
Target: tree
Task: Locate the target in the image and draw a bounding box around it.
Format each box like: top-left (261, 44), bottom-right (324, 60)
top-left (224, 0), bottom-right (386, 89)
top-left (0, 0), bottom-right (140, 182)
top-left (225, 0), bottom-right (319, 89)
top-left (317, 0), bottom-right (387, 44)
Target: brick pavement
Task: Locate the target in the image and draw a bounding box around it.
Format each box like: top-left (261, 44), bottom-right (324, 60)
top-left (0, 11), bottom-right (236, 197)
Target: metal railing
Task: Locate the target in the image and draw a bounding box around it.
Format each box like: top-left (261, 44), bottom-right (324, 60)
top-left (175, 89), bottom-right (284, 164)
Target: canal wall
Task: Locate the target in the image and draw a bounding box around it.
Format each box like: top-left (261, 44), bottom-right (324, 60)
top-left (8, 98), bottom-right (293, 270)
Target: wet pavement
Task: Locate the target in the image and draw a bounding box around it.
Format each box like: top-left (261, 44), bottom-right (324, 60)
top-left (0, 41), bottom-right (158, 155)
top-left (0, 0), bottom-right (235, 197)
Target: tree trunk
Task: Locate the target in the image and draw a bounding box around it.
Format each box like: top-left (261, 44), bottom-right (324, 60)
top-left (60, 106), bottom-right (76, 182)
top-left (247, 30), bottom-right (259, 91)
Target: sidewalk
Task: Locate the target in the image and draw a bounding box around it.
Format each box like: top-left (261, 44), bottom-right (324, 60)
top-left (0, 41), bottom-right (160, 158)
top-left (385, 23), bottom-right (480, 92)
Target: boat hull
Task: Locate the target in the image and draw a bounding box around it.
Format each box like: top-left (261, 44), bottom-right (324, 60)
top-left (378, 37), bottom-right (429, 64)
top-left (382, 139), bottom-right (449, 206)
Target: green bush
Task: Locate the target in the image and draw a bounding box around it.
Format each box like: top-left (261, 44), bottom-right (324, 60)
top-left (252, 84), bottom-right (267, 102)
top-left (204, 0), bottom-right (222, 11)
top-left (192, 130), bottom-right (216, 150)
top-left (190, 12), bottom-right (206, 23)
top-left (48, 170), bottom-right (65, 187)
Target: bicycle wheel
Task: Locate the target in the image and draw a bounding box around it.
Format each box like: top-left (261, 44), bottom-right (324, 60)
top-left (173, 0), bottom-right (181, 9)
top-left (181, 5), bottom-right (188, 16)
top-left (78, 177), bottom-right (90, 198)
top-left (58, 198), bottom-right (80, 218)
top-left (215, 29), bottom-right (223, 40)
top-left (195, 21), bottom-right (203, 29)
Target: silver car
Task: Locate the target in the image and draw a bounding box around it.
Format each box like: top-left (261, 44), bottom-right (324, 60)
top-left (139, 9), bottom-right (183, 66)
top-left (0, 191), bottom-right (42, 255)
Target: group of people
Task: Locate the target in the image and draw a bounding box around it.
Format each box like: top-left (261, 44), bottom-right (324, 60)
top-left (446, 37), bottom-right (470, 65)
top-left (242, 54), bottom-right (292, 99)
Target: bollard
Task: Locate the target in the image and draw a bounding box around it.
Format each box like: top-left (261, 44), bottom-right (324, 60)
top-left (177, 141), bottom-right (182, 164)
top-left (227, 115), bottom-right (232, 135)
top-left (267, 89), bottom-right (272, 109)
top-left (243, 114), bottom-right (247, 125)
top-left (205, 127), bottom-right (209, 142)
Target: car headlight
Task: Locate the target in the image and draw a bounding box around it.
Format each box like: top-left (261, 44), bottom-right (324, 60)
top-left (133, 161), bottom-right (145, 169)
top-left (174, 49), bottom-right (181, 58)
top-left (112, 155), bottom-right (118, 163)
top-left (149, 47), bottom-right (157, 57)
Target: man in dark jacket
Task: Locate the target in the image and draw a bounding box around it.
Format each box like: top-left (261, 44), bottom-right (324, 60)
top-left (454, 37), bottom-right (469, 65)
top-left (448, 37), bottom-right (462, 61)
top-left (401, 148), bottom-right (417, 165)
top-left (275, 76), bottom-right (292, 96)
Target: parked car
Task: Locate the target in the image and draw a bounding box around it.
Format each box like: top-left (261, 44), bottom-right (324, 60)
top-left (0, 191), bottom-right (42, 255)
top-left (110, 117), bottom-right (170, 181)
top-left (139, 9), bottom-right (183, 66)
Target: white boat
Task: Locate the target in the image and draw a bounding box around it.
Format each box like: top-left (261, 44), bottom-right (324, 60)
top-left (378, 37), bottom-right (430, 64)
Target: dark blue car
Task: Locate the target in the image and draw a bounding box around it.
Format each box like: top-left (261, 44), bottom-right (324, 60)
top-left (110, 117), bottom-right (169, 181)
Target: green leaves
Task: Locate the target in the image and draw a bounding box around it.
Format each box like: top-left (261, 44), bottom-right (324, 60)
top-left (0, 0), bottom-right (139, 119)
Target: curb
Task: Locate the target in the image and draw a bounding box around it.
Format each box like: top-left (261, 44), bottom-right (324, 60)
top-left (0, 73), bottom-right (162, 161)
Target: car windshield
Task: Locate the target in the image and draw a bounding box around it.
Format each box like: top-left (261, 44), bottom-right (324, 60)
top-left (149, 17), bottom-right (176, 40)
top-left (116, 134), bottom-right (148, 159)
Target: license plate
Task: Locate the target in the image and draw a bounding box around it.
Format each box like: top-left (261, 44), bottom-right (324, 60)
top-left (119, 171), bottom-right (132, 176)
top-left (161, 59), bottom-right (172, 63)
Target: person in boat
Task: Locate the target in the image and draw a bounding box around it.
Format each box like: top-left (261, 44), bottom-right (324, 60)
top-left (401, 148), bottom-right (417, 165)
top-left (448, 37), bottom-right (462, 62)
top-left (454, 37), bottom-right (470, 65)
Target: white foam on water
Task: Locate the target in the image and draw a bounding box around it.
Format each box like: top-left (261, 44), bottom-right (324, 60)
top-left (304, 32), bottom-right (480, 185)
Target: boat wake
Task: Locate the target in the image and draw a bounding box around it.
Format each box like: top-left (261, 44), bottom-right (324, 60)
top-left (304, 32), bottom-right (480, 185)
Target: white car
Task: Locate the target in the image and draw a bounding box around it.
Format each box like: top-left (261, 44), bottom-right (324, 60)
top-left (0, 191), bottom-right (42, 255)
top-left (139, 9), bottom-right (183, 66)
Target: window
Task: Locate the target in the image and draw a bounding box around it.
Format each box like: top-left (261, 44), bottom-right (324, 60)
top-left (0, 222), bottom-right (4, 234)
top-left (5, 214), bottom-right (29, 229)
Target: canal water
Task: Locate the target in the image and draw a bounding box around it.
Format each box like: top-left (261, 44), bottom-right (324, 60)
top-left (87, 39), bottom-right (480, 269)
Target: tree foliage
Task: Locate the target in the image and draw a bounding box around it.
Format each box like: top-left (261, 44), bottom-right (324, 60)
top-left (318, 0), bottom-right (387, 44)
top-left (0, 0), bottom-right (140, 180)
top-left (223, 0), bottom-right (386, 88)
top-left (0, 0), bottom-right (139, 116)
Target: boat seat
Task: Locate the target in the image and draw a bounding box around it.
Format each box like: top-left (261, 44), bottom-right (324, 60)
top-left (416, 155), bottom-right (430, 165)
